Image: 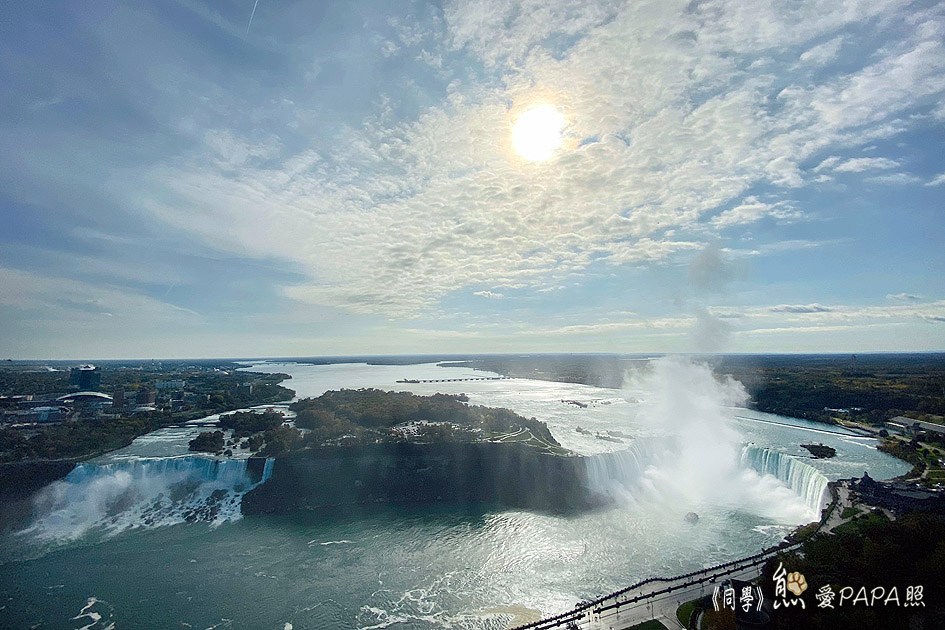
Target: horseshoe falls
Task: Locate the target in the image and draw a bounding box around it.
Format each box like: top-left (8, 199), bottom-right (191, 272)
top-left (739, 445), bottom-right (830, 516)
top-left (584, 439), bottom-right (830, 519)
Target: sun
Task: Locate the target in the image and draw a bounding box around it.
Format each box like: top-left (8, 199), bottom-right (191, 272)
top-left (512, 105), bottom-right (565, 161)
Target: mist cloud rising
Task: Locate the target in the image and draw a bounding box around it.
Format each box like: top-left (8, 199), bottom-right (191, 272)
top-left (619, 357), bottom-right (819, 522)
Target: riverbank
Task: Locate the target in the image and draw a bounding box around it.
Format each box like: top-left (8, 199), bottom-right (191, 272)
top-left (0, 379), bottom-right (295, 500)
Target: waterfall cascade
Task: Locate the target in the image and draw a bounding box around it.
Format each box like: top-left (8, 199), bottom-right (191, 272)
top-left (584, 439), bottom-right (830, 518)
top-left (738, 445), bottom-right (829, 515)
top-left (23, 456), bottom-right (274, 541)
top-left (583, 437), bottom-right (677, 502)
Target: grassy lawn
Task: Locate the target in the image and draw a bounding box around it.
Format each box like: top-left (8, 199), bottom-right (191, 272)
top-left (926, 469), bottom-right (945, 483)
top-left (833, 511), bottom-right (889, 535)
top-left (487, 427), bottom-right (572, 455)
top-left (626, 620), bottom-right (669, 630)
top-left (676, 599), bottom-right (698, 627)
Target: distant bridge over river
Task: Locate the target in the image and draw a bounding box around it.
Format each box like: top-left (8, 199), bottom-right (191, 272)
top-left (396, 377), bottom-right (513, 384)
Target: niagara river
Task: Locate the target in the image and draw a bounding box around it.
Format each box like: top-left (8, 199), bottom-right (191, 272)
top-left (0, 360), bottom-right (910, 629)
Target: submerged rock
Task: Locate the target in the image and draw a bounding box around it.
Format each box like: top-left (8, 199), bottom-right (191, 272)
top-left (685, 512), bottom-right (699, 525)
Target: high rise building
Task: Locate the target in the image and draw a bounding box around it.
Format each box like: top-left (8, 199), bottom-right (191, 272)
top-left (70, 364), bottom-right (101, 390)
top-left (112, 387), bottom-right (125, 410)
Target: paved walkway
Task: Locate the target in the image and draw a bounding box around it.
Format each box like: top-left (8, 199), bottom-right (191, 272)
top-left (514, 482), bottom-right (852, 630)
top-left (514, 549), bottom-right (796, 630)
top-left (579, 562), bottom-right (771, 630)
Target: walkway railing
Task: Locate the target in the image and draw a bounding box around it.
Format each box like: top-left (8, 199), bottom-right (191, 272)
top-left (513, 480), bottom-right (844, 630)
top-left (510, 541), bottom-right (802, 630)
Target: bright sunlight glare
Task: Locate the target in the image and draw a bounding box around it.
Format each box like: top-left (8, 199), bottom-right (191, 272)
top-left (512, 105), bottom-right (565, 161)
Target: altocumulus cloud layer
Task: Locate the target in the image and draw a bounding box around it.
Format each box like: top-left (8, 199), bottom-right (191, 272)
top-left (1, 0), bottom-right (943, 357)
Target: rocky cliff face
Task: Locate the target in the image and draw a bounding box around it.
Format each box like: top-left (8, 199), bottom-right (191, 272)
top-left (241, 442), bottom-right (599, 515)
top-left (0, 460), bottom-right (76, 500)
top-left (0, 460), bottom-right (77, 531)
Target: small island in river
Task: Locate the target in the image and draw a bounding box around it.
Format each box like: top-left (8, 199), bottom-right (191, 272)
top-left (193, 388), bottom-right (567, 457)
top-left (801, 442), bottom-right (837, 458)
top-left (232, 389), bottom-right (600, 515)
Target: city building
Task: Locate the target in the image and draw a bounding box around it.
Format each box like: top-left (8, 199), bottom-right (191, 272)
top-left (136, 388), bottom-right (156, 405)
top-left (112, 387), bottom-right (125, 410)
top-left (56, 391), bottom-right (114, 418)
top-left (0, 405), bottom-right (70, 424)
top-left (56, 391), bottom-right (114, 405)
top-left (30, 405), bottom-right (70, 423)
top-left (69, 364), bottom-right (101, 390)
top-left (155, 380), bottom-right (185, 390)
top-left (888, 416), bottom-right (945, 437)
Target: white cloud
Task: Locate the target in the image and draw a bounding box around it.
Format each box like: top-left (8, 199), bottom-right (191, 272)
top-left (129, 0), bottom-right (945, 320)
top-left (473, 290), bottom-right (504, 299)
top-left (799, 36), bottom-right (844, 65)
top-left (203, 129), bottom-right (281, 168)
top-left (832, 157), bottom-right (900, 172)
top-left (442, 0), bottom-right (622, 68)
top-left (813, 156), bottom-right (842, 172)
top-left (887, 292), bottom-right (922, 301)
top-left (769, 303), bottom-right (833, 313)
top-left (0, 266), bottom-right (206, 357)
top-left (711, 197), bottom-right (802, 227)
top-left (0, 267), bottom-right (199, 320)
top-left (925, 172), bottom-right (945, 186)
top-left (865, 172), bottom-right (922, 184)
top-left (737, 323), bottom-right (900, 335)
top-left (712, 299), bottom-right (945, 324)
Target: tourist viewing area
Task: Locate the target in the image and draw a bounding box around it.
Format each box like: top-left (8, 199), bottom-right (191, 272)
top-left (512, 483), bottom-right (844, 630)
top-left (511, 540), bottom-right (801, 630)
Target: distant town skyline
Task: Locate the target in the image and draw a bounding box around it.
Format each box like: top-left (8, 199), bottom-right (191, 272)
top-left (1, 1), bottom-right (944, 359)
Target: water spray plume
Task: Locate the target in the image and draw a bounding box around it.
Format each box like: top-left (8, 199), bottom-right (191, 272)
top-left (627, 357), bottom-right (746, 503)
top-left (584, 356), bottom-right (825, 522)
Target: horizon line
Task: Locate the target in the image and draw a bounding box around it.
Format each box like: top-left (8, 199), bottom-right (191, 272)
top-left (5, 350), bottom-right (945, 363)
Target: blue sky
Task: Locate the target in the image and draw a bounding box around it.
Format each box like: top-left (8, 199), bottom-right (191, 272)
top-left (1, 0), bottom-right (944, 359)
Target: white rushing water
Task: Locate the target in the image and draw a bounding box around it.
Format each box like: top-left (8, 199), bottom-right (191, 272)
top-left (21, 456), bottom-right (274, 542)
top-left (577, 357), bottom-right (829, 522)
top-left (739, 445), bottom-right (830, 515)
top-left (584, 439), bottom-right (830, 521)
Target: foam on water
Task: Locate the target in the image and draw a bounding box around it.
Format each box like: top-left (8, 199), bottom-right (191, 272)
top-left (71, 597), bottom-right (114, 630)
top-left (21, 457), bottom-right (274, 542)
